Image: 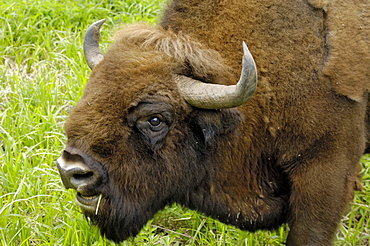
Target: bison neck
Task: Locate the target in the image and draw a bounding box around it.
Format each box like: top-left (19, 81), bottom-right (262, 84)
top-left (179, 131), bottom-right (290, 231)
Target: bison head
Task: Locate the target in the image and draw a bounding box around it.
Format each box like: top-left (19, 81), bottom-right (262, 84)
top-left (57, 19), bottom-right (257, 242)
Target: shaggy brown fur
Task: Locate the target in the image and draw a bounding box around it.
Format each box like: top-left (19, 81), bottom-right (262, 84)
top-left (59, 0), bottom-right (369, 245)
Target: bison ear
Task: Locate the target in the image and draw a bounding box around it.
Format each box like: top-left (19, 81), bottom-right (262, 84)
top-left (189, 109), bottom-right (243, 144)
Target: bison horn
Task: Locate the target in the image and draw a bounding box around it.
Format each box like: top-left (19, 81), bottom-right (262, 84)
top-left (84, 19), bottom-right (106, 69)
top-left (176, 42), bottom-right (257, 109)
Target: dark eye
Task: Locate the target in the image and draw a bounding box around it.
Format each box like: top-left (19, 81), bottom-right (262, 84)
top-left (148, 116), bottom-right (162, 127)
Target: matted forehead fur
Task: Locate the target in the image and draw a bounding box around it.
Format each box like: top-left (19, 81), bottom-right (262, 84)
top-left (65, 24), bottom-right (233, 150)
top-left (111, 23), bottom-right (232, 84)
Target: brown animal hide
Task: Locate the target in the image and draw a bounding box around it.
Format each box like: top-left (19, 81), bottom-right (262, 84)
top-left (57, 0), bottom-right (369, 245)
top-left (309, 0), bottom-right (370, 102)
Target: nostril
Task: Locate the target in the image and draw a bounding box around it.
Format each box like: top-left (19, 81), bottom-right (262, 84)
top-left (70, 171), bottom-right (97, 190)
top-left (73, 172), bottom-right (94, 180)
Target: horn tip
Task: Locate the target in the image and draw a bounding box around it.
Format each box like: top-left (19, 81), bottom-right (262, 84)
top-left (242, 41), bottom-right (251, 57)
top-left (92, 19), bottom-right (106, 28)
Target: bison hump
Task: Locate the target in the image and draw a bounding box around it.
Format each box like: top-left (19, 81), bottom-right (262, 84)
top-left (310, 0), bottom-right (370, 102)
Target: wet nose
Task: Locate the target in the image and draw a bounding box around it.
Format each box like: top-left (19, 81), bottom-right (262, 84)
top-left (57, 150), bottom-right (101, 191)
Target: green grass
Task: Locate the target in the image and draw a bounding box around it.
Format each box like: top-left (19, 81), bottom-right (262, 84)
top-left (1, 0), bottom-right (369, 245)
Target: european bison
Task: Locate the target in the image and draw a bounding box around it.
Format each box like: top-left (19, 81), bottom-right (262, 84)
top-left (57, 0), bottom-right (370, 245)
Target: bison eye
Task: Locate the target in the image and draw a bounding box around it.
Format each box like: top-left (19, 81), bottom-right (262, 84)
top-left (127, 101), bottom-right (174, 150)
top-left (145, 115), bottom-right (165, 132)
top-left (134, 114), bottom-right (169, 149)
top-left (148, 116), bottom-right (162, 127)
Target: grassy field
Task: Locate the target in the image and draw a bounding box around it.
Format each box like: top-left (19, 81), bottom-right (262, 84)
top-left (1, 0), bottom-right (369, 245)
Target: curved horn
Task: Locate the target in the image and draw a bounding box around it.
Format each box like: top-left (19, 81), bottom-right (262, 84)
top-left (84, 19), bottom-right (106, 69)
top-left (176, 42), bottom-right (258, 109)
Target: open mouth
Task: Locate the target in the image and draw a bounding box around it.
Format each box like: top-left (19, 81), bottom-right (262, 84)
top-left (78, 193), bottom-right (98, 201)
top-left (76, 192), bottom-right (102, 214)
top-left (77, 192), bottom-right (99, 203)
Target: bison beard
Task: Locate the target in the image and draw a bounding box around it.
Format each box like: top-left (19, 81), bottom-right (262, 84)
top-left (86, 194), bottom-right (149, 242)
top-left (86, 188), bottom-right (163, 242)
